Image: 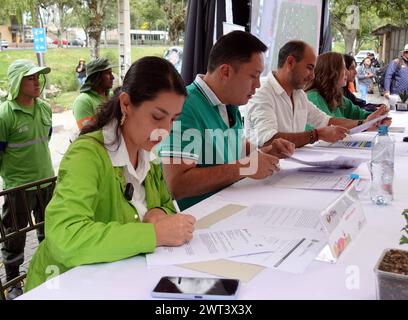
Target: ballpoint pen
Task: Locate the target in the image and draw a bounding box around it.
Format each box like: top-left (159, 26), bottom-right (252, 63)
top-left (257, 148), bottom-right (281, 169)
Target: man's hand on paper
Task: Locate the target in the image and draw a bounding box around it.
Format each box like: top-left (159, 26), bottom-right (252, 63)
top-left (154, 214), bottom-right (196, 246)
top-left (267, 138), bottom-right (295, 159)
top-left (317, 125), bottom-right (349, 143)
top-left (243, 144), bottom-right (281, 179)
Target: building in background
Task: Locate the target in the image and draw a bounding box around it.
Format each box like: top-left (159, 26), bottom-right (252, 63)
top-left (372, 24), bottom-right (408, 64)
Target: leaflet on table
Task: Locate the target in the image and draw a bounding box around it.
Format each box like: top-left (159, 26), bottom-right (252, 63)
top-left (145, 227), bottom-right (277, 266)
top-left (287, 155), bottom-right (365, 169)
top-left (212, 204), bottom-right (326, 273)
top-left (316, 134), bottom-right (374, 149)
top-left (211, 203), bottom-right (322, 230)
top-left (317, 140), bottom-right (373, 149)
top-left (349, 115), bottom-right (388, 135)
top-left (229, 229), bottom-right (326, 274)
top-left (316, 186), bottom-right (367, 263)
top-left (271, 171), bottom-right (355, 191)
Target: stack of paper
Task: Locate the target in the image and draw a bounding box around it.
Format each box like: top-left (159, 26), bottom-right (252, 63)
top-left (287, 155), bottom-right (365, 169)
top-left (146, 204), bottom-right (327, 275)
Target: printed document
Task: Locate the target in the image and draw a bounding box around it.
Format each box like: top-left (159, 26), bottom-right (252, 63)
top-left (287, 155), bottom-right (365, 169)
top-left (229, 230), bottom-right (325, 273)
top-left (272, 171), bottom-right (355, 191)
top-left (349, 115), bottom-right (388, 135)
top-left (211, 204), bottom-right (326, 273)
top-left (146, 227), bottom-right (276, 266)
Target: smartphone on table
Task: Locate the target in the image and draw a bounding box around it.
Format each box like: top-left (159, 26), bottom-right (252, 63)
top-left (151, 276), bottom-right (240, 300)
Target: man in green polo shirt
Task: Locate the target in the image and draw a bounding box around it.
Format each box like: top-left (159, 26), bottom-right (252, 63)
top-left (158, 31), bottom-right (295, 210)
top-left (72, 57), bottom-right (114, 129)
top-left (0, 60), bottom-right (55, 299)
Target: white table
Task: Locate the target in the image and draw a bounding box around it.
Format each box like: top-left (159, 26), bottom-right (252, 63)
top-left (19, 111), bottom-right (408, 300)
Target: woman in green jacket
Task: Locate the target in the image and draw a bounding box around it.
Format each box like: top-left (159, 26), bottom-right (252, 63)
top-left (305, 52), bottom-right (389, 130)
top-left (26, 57), bottom-right (196, 291)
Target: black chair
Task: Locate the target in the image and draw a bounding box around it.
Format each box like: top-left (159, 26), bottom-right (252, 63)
top-left (0, 176), bottom-right (57, 300)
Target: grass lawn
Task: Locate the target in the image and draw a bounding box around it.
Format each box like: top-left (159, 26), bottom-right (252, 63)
top-left (0, 45), bottom-right (168, 109)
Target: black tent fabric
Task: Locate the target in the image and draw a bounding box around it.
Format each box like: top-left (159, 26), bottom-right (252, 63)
top-left (181, 0), bottom-right (225, 85)
top-left (319, 0), bottom-right (332, 53)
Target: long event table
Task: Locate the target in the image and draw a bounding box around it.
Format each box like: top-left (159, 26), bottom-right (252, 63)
top-left (19, 111), bottom-right (408, 300)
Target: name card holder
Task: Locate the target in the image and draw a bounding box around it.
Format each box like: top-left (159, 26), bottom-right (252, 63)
top-left (316, 186), bottom-right (367, 263)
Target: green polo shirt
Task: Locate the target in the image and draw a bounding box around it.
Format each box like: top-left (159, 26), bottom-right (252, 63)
top-left (305, 90), bottom-right (370, 130)
top-left (158, 80), bottom-right (244, 210)
top-left (0, 99), bottom-right (54, 189)
top-left (72, 90), bottom-right (106, 128)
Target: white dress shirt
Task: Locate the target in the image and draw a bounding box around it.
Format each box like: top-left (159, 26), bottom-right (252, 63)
top-left (244, 72), bottom-right (330, 146)
top-left (103, 121), bottom-right (154, 221)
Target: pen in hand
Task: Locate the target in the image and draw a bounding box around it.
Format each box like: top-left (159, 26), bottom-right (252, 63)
top-left (257, 148), bottom-right (281, 170)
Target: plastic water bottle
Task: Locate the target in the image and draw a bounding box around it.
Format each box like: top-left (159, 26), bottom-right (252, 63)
top-left (370, 125), bottom-right (394, 205)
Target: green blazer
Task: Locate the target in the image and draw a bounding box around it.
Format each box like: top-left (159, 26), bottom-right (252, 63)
top-left (306, 90), bottom-right (370, 130)
top-left (26, 130), bottom-right (175, 291)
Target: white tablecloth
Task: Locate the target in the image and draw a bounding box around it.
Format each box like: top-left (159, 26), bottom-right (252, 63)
top-left (19, 111), bottom-right (408, 300)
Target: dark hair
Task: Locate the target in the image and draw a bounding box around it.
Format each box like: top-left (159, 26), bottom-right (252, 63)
top-left (207, 31), bottom-right (267, 73)
top-left (343, 54), bottom-right (356, 70)
top-left (305, 52), bottom-right (345, 111)
top-left (81, 56), bottom-right (187, 139)
top-left (360, 57), bottom-right (371, 66)
top-left (277, 41), bottom-right (307, 68)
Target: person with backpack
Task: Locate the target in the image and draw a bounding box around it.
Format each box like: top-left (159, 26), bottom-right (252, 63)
top-left (384, 44), bottom-right (408, 99)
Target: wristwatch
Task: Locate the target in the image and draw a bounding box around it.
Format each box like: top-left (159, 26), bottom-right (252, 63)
top-left (357, 120), bottom-right (364, 126)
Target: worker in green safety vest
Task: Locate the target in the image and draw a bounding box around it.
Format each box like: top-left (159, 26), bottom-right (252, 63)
top-left (0, 59), bottom-right (55, 299)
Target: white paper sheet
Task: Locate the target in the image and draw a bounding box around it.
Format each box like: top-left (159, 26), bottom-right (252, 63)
top-left (349, 115), bottom-right (388, 135)
top-left (229, 229), bottom-right (326, 273)
top-left (212, 204), bottom-right (326, 273)
top-left (272, 172), bottom-right (355, 191)
top-left (146, 228), bottom-right (276, 266)
top-left (212, 204), bottom-right (322, 230)
top-left (287, 155), bottom-right (365, 169)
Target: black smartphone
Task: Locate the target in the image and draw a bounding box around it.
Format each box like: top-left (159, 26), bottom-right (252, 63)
top-left (151, 276), bottom-right (240, 300)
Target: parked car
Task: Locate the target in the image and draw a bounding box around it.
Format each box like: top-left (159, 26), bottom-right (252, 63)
top-left (52, 38), bottom-right (68, 46)
top-left (355, 50), bottom-right (378, 65)
top-left (68, 39), bottom-right (84, 47)
top-left (0, 39), bottom-right (9, 49)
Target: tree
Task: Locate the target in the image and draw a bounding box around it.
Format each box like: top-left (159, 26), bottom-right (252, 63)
top-left (101, 2), bottom-right (117, 47)
top-left (331, 0), bottom-right (408, 55)
top-left (67, 5), bottom-right (91, 47)
top-left (130, 0), bottom-right (165, 30)
top-left (0, 0), bottom-right (37, 23)
top-left (83, 0), bottom-right (110, 58)
top-left (163, 0), bottom-right (186, 45)
top-left (41, 0), bottom-right (78, 47)
top-left (0, 0), bottom-right (38, 44)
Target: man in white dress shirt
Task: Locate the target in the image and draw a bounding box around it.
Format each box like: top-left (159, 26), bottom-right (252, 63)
top-left (245, 40), bottom-right (361, 148)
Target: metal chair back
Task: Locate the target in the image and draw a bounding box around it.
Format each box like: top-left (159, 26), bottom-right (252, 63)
top-left (0, 176), bottom-right (57, 300)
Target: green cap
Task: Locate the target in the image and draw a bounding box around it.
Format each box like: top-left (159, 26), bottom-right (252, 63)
top-left (80, 57), bottom-right (113, 93)
top-left (7, 59), bottom-right (51, 100)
